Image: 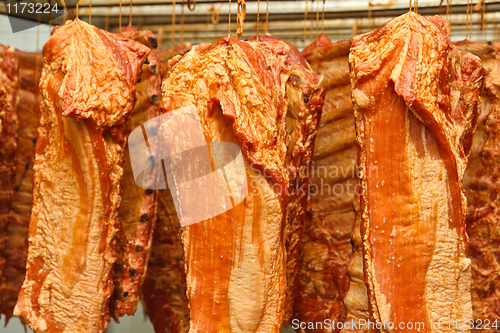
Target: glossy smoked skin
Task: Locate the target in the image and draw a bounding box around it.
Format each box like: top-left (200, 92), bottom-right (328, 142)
top-left (293, 35), bottom-right (355, 333)
top-left (350, 13), bottom-right (484, 332)
top-left (160, 35), bottom-right (323, 333)
top-left (110, 26), bottom-right (161, 320)
top-left (0, 45), bottom-right (18, 316)
top-left (456, 41), bottom-right (500, 332)
top-left (14, 19), bottom-right (149, 333)
top-left (0, 51), bottom-right (41, 322)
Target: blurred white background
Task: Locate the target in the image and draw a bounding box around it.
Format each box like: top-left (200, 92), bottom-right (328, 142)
top-left (0, 14), bottom-right (52, 52)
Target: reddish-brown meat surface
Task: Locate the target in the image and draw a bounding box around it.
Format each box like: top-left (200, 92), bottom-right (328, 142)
top-left (457, 41), bottom-right (500, 332)
top-left (0, 45), bottom-right (19, 318)
top-left (110, 26), bottom-right (162, 320)
top-left (0, 50), bottom-right (41, 322)
top-left (245, 34), bottom-right (325, 324)
top-left (158, 44), bottom-right (191, 69)
top-left (340, 195), bottom-right (375, 333)
top-left (141, 43), bottom-right (192, 333)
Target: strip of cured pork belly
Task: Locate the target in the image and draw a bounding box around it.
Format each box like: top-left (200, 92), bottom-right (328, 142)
top-left (0, 45), bottom-right (18, 315)
top-left (159, 35), bottom-right (323, 333)
top-left (456, 41), bottom-right (500, 330)
top-left (109, 26), bottom-right (162, 320)
top-left (0, 50), bottom-right (41, 322)
top-left (14, 19), bottom-right (149, 333)
top-left (350, 13), bottom-right (484, 332)
top-left (141, 42), bottom-right (191, 333)
top-left (292, 35), bottom-right (355, 333)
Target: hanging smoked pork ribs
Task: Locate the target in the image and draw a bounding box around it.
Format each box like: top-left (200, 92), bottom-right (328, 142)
top-left (293, 35), bottom-right (356, 333)
top-left (141, 50), bottom-right (190, 332)
top-left (159, 34), bottom-right (323, 333)
top-left (1, 50), bottom-right (42, 322)
top-left (244, 34), bottom-right (325, 325)
top-left (296, 35), bottom-right (374, 333)
top-left (350, 12), bottom-right (484, 331)
top-left (456, 41), bottom-right (500, 330)
top-left (14, 19), bottom-right (149, 333)
top-left (109, 25), bottom-right (162, 320)
top-left (0, 45), bottom-right (19, 319)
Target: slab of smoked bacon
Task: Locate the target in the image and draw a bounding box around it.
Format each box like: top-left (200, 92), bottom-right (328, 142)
top-left (109, 26), bottom-right (161, 320)
top-left (0, 50), bottom-right (41, 322)
top-left (350, 13), bottom-right (484, 331)
top-left (456, 41), bottom-right (500, 330)
top-left (292, 35), bottom-right (355, 333)
top-left (141, 44), bottom-right (192, 333)
top-left (14, 19), bottom-right (149, 333)
top-left (0, 45), bottom-right (18, 316)
top-left (159, 35), bottom-right (323, 333)
top-left (244, 35), bottom-right (324, 324)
